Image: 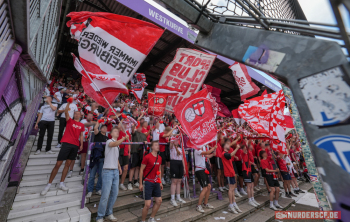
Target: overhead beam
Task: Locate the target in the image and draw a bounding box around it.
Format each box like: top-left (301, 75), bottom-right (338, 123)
top-left (82, 0), bottom-right (109, 12)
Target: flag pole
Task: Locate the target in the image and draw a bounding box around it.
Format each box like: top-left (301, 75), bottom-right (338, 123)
top-left (74, 55), bottom-right (130, 138)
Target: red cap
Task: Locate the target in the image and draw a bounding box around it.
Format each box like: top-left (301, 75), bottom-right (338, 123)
top-left (67, 97), bottom-right (74, 103)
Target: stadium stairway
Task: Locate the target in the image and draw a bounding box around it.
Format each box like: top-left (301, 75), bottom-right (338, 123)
top-left (7, 119), bottom-right (91, 222)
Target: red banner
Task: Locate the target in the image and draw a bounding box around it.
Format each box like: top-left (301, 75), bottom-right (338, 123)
top-left (174, 88), bottom-right (218, 149)
top-left (157, 48), bottom-right (216, 112)
top-left (203, 84), bottom-right (232, 117)
top-left (148, 92), bottom-right (168, 117)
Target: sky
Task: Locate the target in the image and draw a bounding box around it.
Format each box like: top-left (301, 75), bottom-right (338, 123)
top-left (298, 0), bottom-right (336, 24)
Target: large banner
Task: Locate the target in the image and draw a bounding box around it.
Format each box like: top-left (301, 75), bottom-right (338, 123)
top-left (174, 88), bottom-right (218, 149)
top-left (157, 48), bottom-right (216, 112)
top-left (67, 11), bottom-right (164, 85)
top-left (148, 92), bottom-right (168, 117)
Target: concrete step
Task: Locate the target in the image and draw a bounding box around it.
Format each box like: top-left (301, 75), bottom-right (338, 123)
top-left (29, 153), bottom-right (59, 159)
top-left (22, 170), bottom-right (81, 181)
top-left (30, 148), bottom-right (62, 154)
top-left (19, 175), bottom-right (82, 187)
top-left (7, 193), bottom-right (83, 220)
top-left (24, 163), bottom-right (80, 171)
top-left (26, 158), bottom-right (80, 166)
top-left (17, 181), bottom-right (83, 195)
top-left (33, 140), bottom-right (59, 147)
top-left (23, 166), bottom-right (81, 176)
top-left (7, 207), bottom-right (91, 222)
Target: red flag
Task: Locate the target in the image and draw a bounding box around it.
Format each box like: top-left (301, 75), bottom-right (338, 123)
top-left (148, 92), bottom-right (168, 117)
top-left (238, 90), bottom-right (286, 152)
top-left (230, 62), bottom-right (260, 101)
top-left (231, 108), bottom-right (244, 125)
top-left (131, 73), bottom-right (147, 103)
top-left (72, 53), bottom-right (128, 108)
top-left (261, 89), bottom-right (267, 96)
top-left (67, 11), bottom-right (164, 86)
top-left (203, 84), bottom-right (232, 117)
top-left (174, 88), bottom-right (218, 149)
top-left (154, 85), bottom-right (182, 96)
top-left (284, 115), bottom-right (294, 129)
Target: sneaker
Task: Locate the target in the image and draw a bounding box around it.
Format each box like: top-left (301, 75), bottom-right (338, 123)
top-left (274, 203), bottom-right (283, 209)
top-left (79, 169), bottom-right (84, 175)
top-left (202, 203), bottom-right (214, 209)
top-left (294, 190), bottom-right (300, 194)
top-left (67, 171), bottom-right (73, 178)
top-left (235, 192), bottom-right (242, 198)
top-left (223, 186), bottom-right (229, 191)
top-left (234, 204), bottom-right (242, 213)
top-left (285, 193), bottom-right (292, 198)
top-left (228, 206), bottom-right (238, 214)
top-left (96, 190), bottom-right (102, 195)
top-left (240, 190), bottom-right (247, 195)
top-left (177, 197), bottom-right (186, 204)
top-left (34, 150), bottom-right (41, 155)
top-left (196, 205), bottom-right (205, 213)
top-left (59, 183), bottom-right (69, 191)
top-left (127, 183), bottom-right (133, 190)
top-left (254, 186), bottom-right (260, 191)
top-left (86, 192), bottom-right (92, 198)
top-left (218, 187), bottom-right (225, 192)
top-left (298, 189), bottom-right (305, 193)
top-left (96, 219), bottom-right (103, 222)
top-left (40, 187), bottom-right (50, 196)
top-left (248, 201), bottom-right (257, 207)
top-left (56, 144), bottom-right (61, 148)
top-left (270, 205), bottom-right (278, 210)
top-left (134, 182), bottom-right (140, 188)
top-left (46, 150), bottom-right (55, 154)
top-left (120, 184), bottom-right (127, 191)
top-left (253, 200), bottom-right (260, 206)
top-left (290, 192), bottom-right (297, 197)
top-left (162, 178), bottom-right (166, 185)
top-left (106, 214), bottom-right (117, 221)
top-left (148, 218), bottom-right (156, 222)
top-left (170, 199), bottom-right (178, 207)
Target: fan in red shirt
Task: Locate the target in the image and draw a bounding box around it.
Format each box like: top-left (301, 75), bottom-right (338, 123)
top-left (221, 138), bottom-right (242, 214)
top-left (118, 122), bottom-right (131, 190)
top-left (141, 121), bottom-right (152, 142)
top-left (276, 152), bottom-right (295, 198)
top-left (259, 150), bottom-right (282, 210)
top-left (139, 141), bottom-right (163, 222)
top-left (158, 126), bottom-right (177, 185)
top-left (41, 98), bottom-right (84, 196)
top-left (216, 132), bottom-right (226, 192)
top-left (248, 143), bottom-right (260, 191)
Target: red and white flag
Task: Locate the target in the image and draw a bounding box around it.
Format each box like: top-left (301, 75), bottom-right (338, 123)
top-left (130, 73), bottom-right (147, 104)
top-left (202, 84), bottom-right (232, 117)
top-left (148, 92), bottom-right (168, 117)
top-left (154, 85), bottom-right (182, 96)
top-left (238, 90), bottom-right (286, 153)
top-left (231, 108), bottom-right (244, 125)
top-left (157, 48), bottom-right (216, 112)
top-left (230, 62), bottom-right (260, 101)
top-left (174, 88), bottom-right (218, 149)
top-left (67, 11), bottom-right (163, 86)
top-left (72, 53), bottom-right (128, 107)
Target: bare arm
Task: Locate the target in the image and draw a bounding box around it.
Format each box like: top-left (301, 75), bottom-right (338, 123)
top-left (200, 146), bottom-right (217, 155)
top-left (79, 132), bottom-right (83, 151)
top-left (139, 164), bottom-right (146, 184)
top-left (108, 135), bottom-right (129, 147)
top-left (230, 146), bottom-right (240, 157)
top-left (65, 104), bottom-right (70, 121)
top-left (48, 101), bottom-right (57, 111)
top-left (35, 113), bottom-right (43, 125)
top-left (94, 121), bottom-right (100, 135)
top-left (53, 94), bottom-right (60, 103)
top-left (229, 135), bottom-right (240, 147)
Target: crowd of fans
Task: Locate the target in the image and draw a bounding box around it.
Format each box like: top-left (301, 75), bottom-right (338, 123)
top-left (35, 73), bottom-right (309, 222)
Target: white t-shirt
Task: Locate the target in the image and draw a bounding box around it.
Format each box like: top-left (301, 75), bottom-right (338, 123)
top-left (85, 106), bottom-right (99, 114)
top-left (59, 103), bottom-right (78, 119)
top-left (159, 123), bottom-right (165, 133)
top-left (80, 119), bottom-right (93, 142)
top-left (38, 103), bottom-right (57, 121)
top-left (152, 128), bottom-right (160, 141)
top-left (103, 139), bottom-right (120, 169)
top-left (194, 148), bottom-right (206, 172)
top-left (44, 87), bottom-right (50, 97)
top-left (52, 91), bottom-right (63, 104)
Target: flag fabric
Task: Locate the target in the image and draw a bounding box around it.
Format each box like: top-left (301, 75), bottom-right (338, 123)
top-left (154, 85), bottom-right (182, 96)
top-left (238, 90), bottom-right (286, 153)
top-left (72, 53), bottom-right (128, 107)
top-left (148, 92), bottom-right (168, 117)
top-left (230, 62), bottom-right (260, 101)
top-left (157, 48), bottom-right (216, 112)
top-left (261, 89), bottom-right (267, 96)
top-left (174, 88), bottom-right (218, 149)
top-left (231, 108), bottom-right (245, 125)
top-left (130, 73), bottom-right (147, 103)
top-left (67, 11), bottom-right (164, 85)
top-left (310, 174), bottom-right (319, 182)
top-left (202, 84), bottom-right (232, 117)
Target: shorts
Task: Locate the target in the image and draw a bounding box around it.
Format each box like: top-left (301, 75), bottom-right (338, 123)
top-left (57, 143), bottom-right (79, 161)
top-left (243, 171), bottom-right (254, 183)
top-left (78, 141), bottom-right (88, 154)
top-left (251, 165), bottom-right (258, 174)
top-left (281, 171), bottom-right (291, 180)
top-left (195, 170), bottom-right (209, 188)
top-left (227, 176), bottom-right (236, 185)
top-left (232, 161), bottom-right (238, 175)
top-left (131, 153), bottom-right (141, 168)
top-left (170, 160), bottom-right (183, 179)
top-left (216, 157), bottom-right (224, 170)
top-left (294, 173), bottom-right (298, 178)
top-left (266, 174), bottom-right (280, 187)
top-left (119, 155), bottom-right (129, 167)
top-left (234, 161), bottom-right (243, 176)
top-left (209, 156), bottom-right (216, 165)
top-left (159, 151), bottom-right (167, 165)
top-left (261, 168), bottom-right (267, 178)
top-left (143, 181), bottom-right (161, 200)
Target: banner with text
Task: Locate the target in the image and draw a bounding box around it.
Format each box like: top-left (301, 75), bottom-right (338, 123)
top-left (157, 48), bottom-right (216, 112)
top-left (148, 92), bottom-right (168, 117)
